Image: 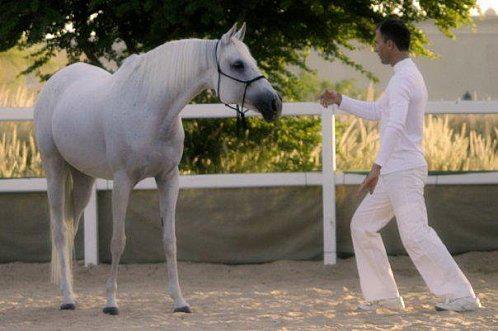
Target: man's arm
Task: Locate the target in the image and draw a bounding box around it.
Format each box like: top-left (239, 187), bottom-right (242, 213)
top-left (320, 90), bottom-right (386, 121)
top-left (340, 95), bottom-right (385, 121)
top-left (374, 76), bottom-right (410, 167)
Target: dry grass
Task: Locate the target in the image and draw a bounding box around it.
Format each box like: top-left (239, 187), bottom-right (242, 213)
top-left (0, 123), bottom-right (42, 178)
top-left (2, 115), bottom-right (496, 178)
top-left (424, 115), bottom-right (498, 171)
top-left (337, 115), bottom-right (498, 171)
top-left (336, 117), bottom-right (380, 171)
top-left (0, 85), bottom-right (497, 178)
top-left (0, 84), bottom-right (37, 108)
top-left (0, 85), bottom-right (42, 178)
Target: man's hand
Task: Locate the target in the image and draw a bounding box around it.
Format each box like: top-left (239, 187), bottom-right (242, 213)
top-left (357, 163), bottom-right (382, 197)
top-left (320, 89), bottom-right (342, 108)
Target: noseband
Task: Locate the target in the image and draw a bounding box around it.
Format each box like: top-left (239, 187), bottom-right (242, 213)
top-left (214, 40), bottom-right (265, 127)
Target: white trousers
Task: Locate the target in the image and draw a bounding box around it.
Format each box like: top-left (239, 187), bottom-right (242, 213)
top-left (351, 166), bottom-right (476, 301)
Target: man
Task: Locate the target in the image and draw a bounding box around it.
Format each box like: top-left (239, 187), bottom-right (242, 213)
top-left (320, 18), bottom-right (481, 312)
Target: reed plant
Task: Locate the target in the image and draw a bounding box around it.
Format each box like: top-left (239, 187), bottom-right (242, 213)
top-left (1, 85), bottom-right (497, 177)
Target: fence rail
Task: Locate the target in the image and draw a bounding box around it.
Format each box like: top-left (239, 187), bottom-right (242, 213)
top-left (1, 101), bottom-right (498, 266)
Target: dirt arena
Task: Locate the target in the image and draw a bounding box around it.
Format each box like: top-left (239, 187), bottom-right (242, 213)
top-left (0, 251), bottom-right (496, 330)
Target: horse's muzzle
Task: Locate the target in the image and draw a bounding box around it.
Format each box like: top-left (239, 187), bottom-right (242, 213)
top-left (256, 92), bottom-right (282, 122)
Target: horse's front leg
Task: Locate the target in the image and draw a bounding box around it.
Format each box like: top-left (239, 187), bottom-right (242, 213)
top-left (103, 172), bottom-right (132, 315)
top-left (156, 168), bottom-right (191, 313)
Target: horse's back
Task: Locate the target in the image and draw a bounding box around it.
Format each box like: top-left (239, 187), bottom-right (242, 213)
top-left (36, 62), bottom-right (109, 111)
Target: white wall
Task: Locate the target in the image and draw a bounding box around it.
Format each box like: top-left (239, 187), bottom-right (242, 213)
top-left (307, 16), bottom-right (498, 101)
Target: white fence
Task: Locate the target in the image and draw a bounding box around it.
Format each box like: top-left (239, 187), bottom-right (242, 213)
top-left (1, 101), bottom-right (498, 266)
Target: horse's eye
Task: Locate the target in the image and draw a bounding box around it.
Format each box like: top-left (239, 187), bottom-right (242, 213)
top-left (231, 61), bottom-right (245, 71)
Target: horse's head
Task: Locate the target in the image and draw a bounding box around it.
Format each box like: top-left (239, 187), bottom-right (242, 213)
top-left (213, 23), bottom-right (282, 122)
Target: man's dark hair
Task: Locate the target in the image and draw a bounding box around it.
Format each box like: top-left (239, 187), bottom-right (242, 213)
top-left (377, 18), bottom-right (411, 51)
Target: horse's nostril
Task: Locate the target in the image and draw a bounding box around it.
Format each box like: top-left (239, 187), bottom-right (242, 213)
top-left (273, 94), bottom-right (282, 109)
top-left (272, 94), bottom-right (282, 114)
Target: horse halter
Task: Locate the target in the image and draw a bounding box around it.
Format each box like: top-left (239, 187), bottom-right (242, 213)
top-left (214, 39), bottom-right (265, 127)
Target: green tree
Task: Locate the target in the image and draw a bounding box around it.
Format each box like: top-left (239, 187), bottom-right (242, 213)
top-left (0, 0), bottom-right (476, 96)
top-left (180, 73), bottom-right (364, 174)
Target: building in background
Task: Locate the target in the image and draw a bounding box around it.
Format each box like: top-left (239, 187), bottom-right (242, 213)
top-left (308, 12), bottom-right (498, 101)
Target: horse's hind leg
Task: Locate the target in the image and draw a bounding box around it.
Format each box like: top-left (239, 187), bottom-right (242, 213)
top-left (43, 153), bottom-right (76, 310)
top-left (70, 167), bottom-right (95, 233)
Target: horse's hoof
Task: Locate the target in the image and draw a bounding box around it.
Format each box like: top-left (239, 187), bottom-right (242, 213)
top-left (173, 306), bottom-right (192, 313)
top-left (60, 303), bottom-right (76, 310)
top-left (103, 306), bottom-right (119, 315)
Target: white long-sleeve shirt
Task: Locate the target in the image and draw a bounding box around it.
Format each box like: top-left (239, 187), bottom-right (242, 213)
top-left (339, 58), bottom-right (428, 174)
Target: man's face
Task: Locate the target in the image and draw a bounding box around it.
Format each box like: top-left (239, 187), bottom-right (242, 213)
top-left (375, 29), bottom-right (392, 65)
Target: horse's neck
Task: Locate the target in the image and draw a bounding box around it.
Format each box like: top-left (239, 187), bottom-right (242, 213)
top-left (112, 40), bottom-right (216, 136)
top-left (140, 39), bottom-right (214, 120)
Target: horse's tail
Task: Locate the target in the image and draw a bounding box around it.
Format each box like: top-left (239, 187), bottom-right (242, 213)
top-left (50, 171), bottom-right (76, 286)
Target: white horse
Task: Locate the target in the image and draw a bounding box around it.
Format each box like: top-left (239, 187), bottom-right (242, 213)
top-left (34, 23), bottom-right (282, 315)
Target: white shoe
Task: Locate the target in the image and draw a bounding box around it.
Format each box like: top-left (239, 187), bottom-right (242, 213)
top-left (357, 296), bottom-right (405, 312)
top-left (435, 296), bottom-right (482, 312)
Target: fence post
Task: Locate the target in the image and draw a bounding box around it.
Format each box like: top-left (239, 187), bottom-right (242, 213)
top-left (83, 184), bottom-right (98, 266)
top-left (321, 105), bottom-right (337, 265)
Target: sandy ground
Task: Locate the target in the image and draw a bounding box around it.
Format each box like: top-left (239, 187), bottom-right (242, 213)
top-left (0, 252), bottom-right (496, 330)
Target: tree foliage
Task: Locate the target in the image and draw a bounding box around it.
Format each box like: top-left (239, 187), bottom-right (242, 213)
top-left (0, 0), bottom-right (476, 95)
top-left (181, 73), bottom-right (364, 174)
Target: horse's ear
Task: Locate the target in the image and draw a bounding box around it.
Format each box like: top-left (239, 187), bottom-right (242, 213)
top-left (221, 23), bottom-right (238, 44)
top-left (234, 22), bottom-right (246, 41)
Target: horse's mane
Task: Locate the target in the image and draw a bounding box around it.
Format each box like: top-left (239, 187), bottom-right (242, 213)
top-left (112, 39), bottom-right (211, 101)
